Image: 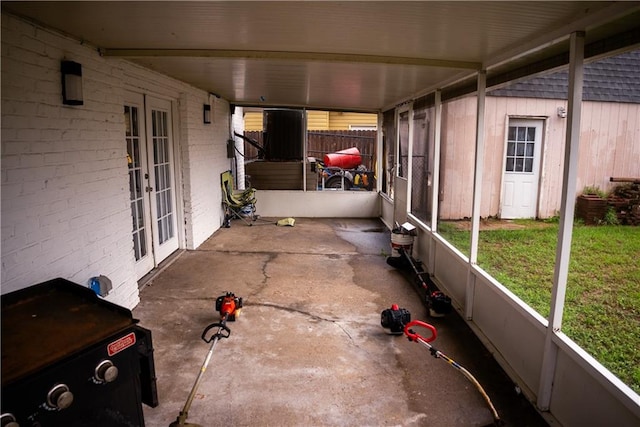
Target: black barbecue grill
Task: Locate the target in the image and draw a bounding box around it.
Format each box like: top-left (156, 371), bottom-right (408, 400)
top-left (1, 278), bottom-right (158, 427)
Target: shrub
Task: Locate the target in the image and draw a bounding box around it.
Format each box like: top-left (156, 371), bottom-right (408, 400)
top-left (602, 207), bottom-right (620, 225)
top-left (582, 185), bottom-right (607, 198)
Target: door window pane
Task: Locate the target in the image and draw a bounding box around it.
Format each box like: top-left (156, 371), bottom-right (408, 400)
top-left (505, 125), bottom-right (536, 174)
top-left (152, 109), bottom-right (175, 245)
top-left (126, 105), bottom-right (147, 261)
top-left (526, 143), bottom-right (534, 157)
top-left (524, 158), bottom-right (533, 173)
top-left (506, 157), bottom-right (514, 172)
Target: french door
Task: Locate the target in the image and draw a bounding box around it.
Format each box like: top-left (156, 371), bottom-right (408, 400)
top-left (125, 93), bottom-right (179, 279)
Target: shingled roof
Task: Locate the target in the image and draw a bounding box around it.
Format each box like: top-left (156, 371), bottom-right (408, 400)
top-left (488, 49), bottom-right (640, 103)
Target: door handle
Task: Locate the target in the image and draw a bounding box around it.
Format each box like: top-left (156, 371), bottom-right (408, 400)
top-left (145, 186), bottom-right (153, 192)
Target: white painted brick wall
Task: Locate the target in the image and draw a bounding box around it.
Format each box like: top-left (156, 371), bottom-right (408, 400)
top-left (2, 12), bottom-right (231, 307)
top-left (178, 92), bottom-right (235, 249)
top-left (123, 63), bottom-right (233, 252)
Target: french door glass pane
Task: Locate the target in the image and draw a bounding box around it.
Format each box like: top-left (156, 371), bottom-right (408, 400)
top-left (126, 105), bottom-right (147, 261)
top-left (152, 109), bottom-right (174, 245)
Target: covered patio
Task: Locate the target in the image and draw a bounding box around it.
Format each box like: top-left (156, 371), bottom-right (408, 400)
top-left (135, 218), bottom-right (546, 427)
top-left (2, 2), bottom-right (640, 426)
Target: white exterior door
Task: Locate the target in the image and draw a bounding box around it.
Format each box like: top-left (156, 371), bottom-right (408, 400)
top-left (125, 94), bottom-right (179, 279)
top-left (500, 119), bottom-right (543, 219)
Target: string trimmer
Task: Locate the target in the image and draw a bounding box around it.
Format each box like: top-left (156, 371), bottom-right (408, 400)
top-left (387, 247), bottom-right (452, 317)
top-left (381, 305), bottom-right (503, 426)
top-left (169, 292), bottom-right (243, 427)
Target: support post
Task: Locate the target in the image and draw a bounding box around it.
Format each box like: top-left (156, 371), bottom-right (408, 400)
top-left (303, 108), bottom-right (308, 191)
top-left (465, 70), bottom-right (486, 320)
top-left (377, 112), bottom-right (384, 193)
top-left (537, 31), bottom-right (585, 411)
top-left (428, 90), bottom-right (442, 273)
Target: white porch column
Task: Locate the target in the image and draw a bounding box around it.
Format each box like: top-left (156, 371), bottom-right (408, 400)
top-left (232, 105), bottom-right (246, 190)
top-left (465, 70), bottom-right (487, 320)
top-left (428, 90), bottom-right (443, 273)
top-left (537, 31), bottom-right (585, 411)
top-left (376, 112), bottom-right (384, 193)
top-left (431, 90), bottom-right (443, 230)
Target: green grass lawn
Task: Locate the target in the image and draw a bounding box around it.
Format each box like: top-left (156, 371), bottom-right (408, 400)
top-left (438, 220), bottom-right (640, 394)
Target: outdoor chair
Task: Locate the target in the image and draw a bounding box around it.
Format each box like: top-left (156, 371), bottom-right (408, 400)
top-left (221, 170), bottom-right (258, 226)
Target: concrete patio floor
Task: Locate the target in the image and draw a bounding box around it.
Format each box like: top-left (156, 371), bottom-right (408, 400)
top-left (134, 218), bottom-right (548, 427)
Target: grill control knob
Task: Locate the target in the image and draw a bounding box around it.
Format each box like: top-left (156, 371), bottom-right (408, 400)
top-left (0, 413), bottom-right (19, 427)
top-left (95, 359), bottom-right (119, 383)
top-left (46, 384), bottom-right (73, 410)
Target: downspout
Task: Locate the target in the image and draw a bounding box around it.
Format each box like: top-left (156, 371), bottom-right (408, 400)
top-left (537, 31), bottom-right (585, 411)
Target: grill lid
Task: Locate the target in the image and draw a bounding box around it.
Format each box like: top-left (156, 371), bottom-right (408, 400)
top-left (1, 278), bottom-right (137, 386)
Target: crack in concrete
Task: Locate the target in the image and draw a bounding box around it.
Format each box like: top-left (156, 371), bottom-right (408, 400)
top-left (245, 253), bottom-right (277, 301)
top-left (245, 301), bottom-right (356, 343)
top-left (261, 253), bottom-right (277, 285)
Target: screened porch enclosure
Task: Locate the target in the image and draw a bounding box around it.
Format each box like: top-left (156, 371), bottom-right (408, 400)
top-left (2, 2), bottom-right (639, 426)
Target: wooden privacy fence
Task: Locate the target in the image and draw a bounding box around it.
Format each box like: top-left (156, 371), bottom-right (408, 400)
top-left (242, 130), bottom-right (377, 170)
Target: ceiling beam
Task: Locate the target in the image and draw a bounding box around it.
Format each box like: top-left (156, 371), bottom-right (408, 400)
top-left (100, 48), bottom-right (481, 70)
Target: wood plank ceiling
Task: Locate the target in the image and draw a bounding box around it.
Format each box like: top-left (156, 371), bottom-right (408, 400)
top-left (3, 1), bottom-right (640, 111)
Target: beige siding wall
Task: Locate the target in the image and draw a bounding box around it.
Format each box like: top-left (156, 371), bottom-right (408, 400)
top-left (243, 110), bottom-right (376, 131)
top-left (438, 96), bottom-right (640, 220)
top-left (327, 111), bottom-right (377, 130)
top-left (483, 97), bottom-right (569, 220)
top-left (578, 101), bottom-right (640, 194)
top-left (439, 97), bottom-right (477, 220)
top-left (307, 111), bottom-right (330, 130)
top-left (244, 111), bottom-right (263, 131)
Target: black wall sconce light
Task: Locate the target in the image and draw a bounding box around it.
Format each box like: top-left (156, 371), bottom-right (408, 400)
top-left (203, 104), bottom-right (212, 124)
top-left (61, 60), bottom-right (83, 105)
